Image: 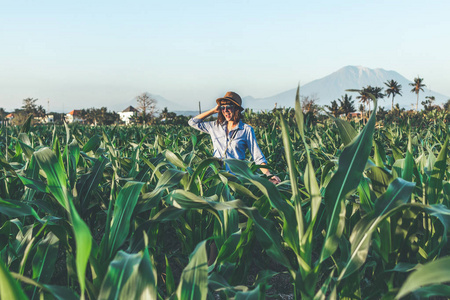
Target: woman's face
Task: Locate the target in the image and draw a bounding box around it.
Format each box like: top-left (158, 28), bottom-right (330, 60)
top-left (220, 101), bottom-right (235, 122)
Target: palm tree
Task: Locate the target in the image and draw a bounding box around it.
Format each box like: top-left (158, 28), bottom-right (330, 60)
top-left (338, 94), bottom-right (356, 120)
top-left (0, 107), bottom-right (6, 126)
top-left (422, 96), bottom-right (436, 112)
top-left (444, 99), bottom-right (450, 112)
top-left (352, 88), bottom-right (370, 119)
top-left (409, 76), bottom-right (426, 112)
top-left (350, 86), bottom-right (384, 119)
top-left (36, 105), bottom-right (46, 118)
top-left (325, 100), bottom-right (341, 117)
top-left (384, 80), bottom-right (402, 110)
top-left (366, 86), bottom-right (384, 113)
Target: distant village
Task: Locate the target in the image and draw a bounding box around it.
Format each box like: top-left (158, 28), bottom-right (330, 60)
top-left (0, 94), bottom-right (189, 126)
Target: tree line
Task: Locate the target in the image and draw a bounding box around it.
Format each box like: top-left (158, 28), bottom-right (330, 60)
top-left (1, 81), bottom-right (449, 127)
top-left (0, 93), bottom-right (190, 126)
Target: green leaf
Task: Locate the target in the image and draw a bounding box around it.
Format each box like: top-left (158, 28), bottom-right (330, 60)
top-left (366, 166), bottom-right (393, 198)
top-left (34, 147), bottom-right (71, 210)
top-left (176, 240), bottom-right (208, 300)
top-left (235, 285), bottom-right (261, 299)
top-left (32, 232), bottom-right (59, 283)
top-left (320, 97), bottom-right (377, 263)
top-left (422, 204), bottom-right (450, 255)
top-left (401, 135), bottom-right (414, 182)
top-left (77, 155), bottom-right (109, 210)
top-left (373, 140), bottom-right (385, 167)
top-left (68, 200), bottom-right (92, 300)
top-left (165, 149), bottom-right (187, 169)
top-left (412, 284), bottom-right (450, 298)
top-left (225, 159), bottom-right (298, 261)
top-left (82, 134), bottom-right (101, 153)
top-left (0, 198), bottom-right (42, 220)
top-left (20, 114), bottom-right (33, 133)
top-left (18, 175), bottom-right (49, 194)
top-left (0, 259), bottom-right (28, 300)
top-left (396, 256), bottom-right (450, 299)
top-left (107, 181), bottom-right (144, 259)
top-left (165, 256), bottom-right (176, 296)
top-left (332, 118), bottom-right (358, 147)
top-left (187, 157), bottom-right (221, 193)
top-left (17, 137), bottom-right (35, 160)
top-left (98, 249), bottom-right (157, 300)
top-left (338, 178), bottom-right (415, 280)
top-left (34, 147), bottom-right (92, 299)
top-left (169, 189), bottom-right (292, 269)
top-left (427, 135), bottom-right (448, 204)
top-left (13, 272), bottom-right (79, 300)
top-left (278, 111), bottom-right (304, 250)
top-left (294, 84), bottom-right (304, 139)
top-left (67, 139), bottom-right (80, 188)
top-left (357, 178), bottom-right (374, 213)
top-left (138, 169), bottom-right (186, 213)
top-left (216, 230), bottom-right (242, 264)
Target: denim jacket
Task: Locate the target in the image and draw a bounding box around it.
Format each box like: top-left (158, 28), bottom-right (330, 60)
top-left (188, 118), bottom-right (267, 165)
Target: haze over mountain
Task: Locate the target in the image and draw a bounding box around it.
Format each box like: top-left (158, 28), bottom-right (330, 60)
top-left (242, 66), bottom-right (449, 111)
top-left (108, 66), bottom-right (449, 116)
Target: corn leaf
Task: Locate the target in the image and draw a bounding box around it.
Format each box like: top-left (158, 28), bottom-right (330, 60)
top-left (169, 189), bottom-right (292, 269)
top-left (107, 181), bottom-right (144, 259)
top-left (82, 134), bottom-right (101, 153)
top-left (0, 259), bottom-right (28, 300)
top-left (13, 272), bottom-right (79, 300)
top-left (34, 147), bottom-right (92, 299)
top-left (427, 135), bottom-right (448, 204)
top-left (338, 178), bottom-right (415, 280)
top-left (401, 135), bottom-right (414, 182)
top-left (396, 256), bottom-right (450, 299)
top-left (176, 240), bottom-right (208, 300)
top-left (32, 232), bottom-right (59, 283)
top-left (0, 198), bottom-right (42, 220)
top-left (165, 256), bottom-right (176, 296)
top-left (279, 111), bottom-right (303, 253)
top-left (225, 159), bottom-right (298, 261)
top-left (98, 249), bottom-right (157, 300)
top-left (332, 118), bottom-right (358, 147)
top-left (77, 155), bottom-right (109, 210)
top-left (320, 97), bottom-right (377, 263)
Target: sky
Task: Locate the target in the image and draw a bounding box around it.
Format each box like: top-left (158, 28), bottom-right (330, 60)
top-left (1, 0), bottom-right (449, 112)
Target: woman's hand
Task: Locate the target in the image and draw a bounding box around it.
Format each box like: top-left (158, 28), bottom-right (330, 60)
top-left (192, 104), bottom-right (221, 120)
top-left (269, 175), bottom-right (281, 184)
top-left (260, 164), bottom-right (281, 184)
top-left (212, 104), bottom-right (221, 114)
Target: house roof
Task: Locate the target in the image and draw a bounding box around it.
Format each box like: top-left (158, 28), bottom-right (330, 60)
top-left (6, 113), bottom-right (14, 118)
top-left (122, 106), bottom-right (138, 112)
top-left (67, 110), bottom-right (82, 116)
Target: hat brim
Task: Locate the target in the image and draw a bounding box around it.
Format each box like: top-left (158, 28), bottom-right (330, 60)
top-left (216, 97), bottom-right (244, 111)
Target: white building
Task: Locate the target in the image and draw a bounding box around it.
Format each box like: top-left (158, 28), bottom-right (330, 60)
top-left (5, 113), bottom-right (14, 125)
top-left (119, 106), bottom-right (138, 125)
top-left (65, 110), bottom-right (83, 123)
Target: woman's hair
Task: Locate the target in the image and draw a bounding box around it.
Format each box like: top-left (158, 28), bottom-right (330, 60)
top-left (217, 105), bottom-right (242, 125)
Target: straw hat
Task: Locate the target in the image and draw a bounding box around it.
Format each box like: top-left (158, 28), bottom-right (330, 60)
top-left (216, 91), bottom-right (244, 111)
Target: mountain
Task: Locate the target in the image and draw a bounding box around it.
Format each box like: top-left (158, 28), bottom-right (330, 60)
top-left (242, 66), bottom-right (449, 110)
top-left (110, 93), bottom-right (191, 113)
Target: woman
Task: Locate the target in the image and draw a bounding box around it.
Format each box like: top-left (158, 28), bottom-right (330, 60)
top-left (188, 91), bottom-right (281, 184)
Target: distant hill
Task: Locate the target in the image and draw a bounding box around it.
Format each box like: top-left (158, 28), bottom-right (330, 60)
top-left (242, 66), bottom-right (449, 110)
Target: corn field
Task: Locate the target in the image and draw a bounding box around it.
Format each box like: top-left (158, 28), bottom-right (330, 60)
top-left (1, 94), bottom-right (449, 299)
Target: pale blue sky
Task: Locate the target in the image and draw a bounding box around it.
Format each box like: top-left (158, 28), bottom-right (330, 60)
top-left (1, 0), bottom-right (449, 112)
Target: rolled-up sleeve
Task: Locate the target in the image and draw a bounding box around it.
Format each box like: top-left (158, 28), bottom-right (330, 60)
top-left (246, 126), bottom-right (267, 165)
top-left (188, 118), bottom-right (211, 134)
